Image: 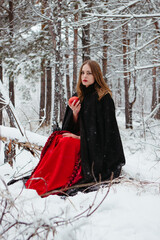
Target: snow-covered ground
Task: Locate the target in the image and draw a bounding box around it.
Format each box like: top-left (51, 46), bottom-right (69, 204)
top-left (0, 116), bottom-right (160, 240)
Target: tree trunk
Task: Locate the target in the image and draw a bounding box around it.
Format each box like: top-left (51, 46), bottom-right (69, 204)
top-left (9, 74), bottom-right (15, 127)
top-left (8, 1), bottom-right (15, 128)
top-left (0, 59), bottom-right (3, 124)
top-left (156, 86), bottom-right (160, 119)
top-left (9, 73), bottom-right (15, 107)
top-left (65, 19), bottom-right (71, 100)
top-left (53, 51), bottom-right (60, 128)
top-left (152, 21), bottom-right (160, 119)
top-left (151, 27), bottom-right (157, 112)
top-left (72, 2), bottom-right (78, 94)
top-left (82, 25), bottom-right (90, 62)
top-left (39, 0), bottom-right (47, 125)
top-left (122, 23), bottom-right (129, 128)
top-left (39, 58), bottom-right (46, 123)
top-left (122, 23), bottom-right (136, 129)
top-left (46, 60), bottom-right (52, 126)
top-left (151, 65), bottom-right (157, 111)
top-left (52, 0), bottom-right (65, 127)
top-left (117, 78), bottom-right (121, 107)
top-left (82, 1), bottom-right (91, 62)
top-left (102, 20), bottom-right (108, 83)
top-left (66, 55), bottom-right (70, 100)
top-left (122, 23), bottom-right (133, 128)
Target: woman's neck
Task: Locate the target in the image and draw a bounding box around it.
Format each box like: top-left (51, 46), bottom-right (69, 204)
top-left (82, 83), bottom-right (95, 95)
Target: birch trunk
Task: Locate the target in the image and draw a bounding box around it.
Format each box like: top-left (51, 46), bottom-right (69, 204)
top-left (53, 0), bottom-right (65, 126)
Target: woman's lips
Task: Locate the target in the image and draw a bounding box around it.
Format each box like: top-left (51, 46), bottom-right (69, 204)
top-left (83, 80), bottom-right (88, 82)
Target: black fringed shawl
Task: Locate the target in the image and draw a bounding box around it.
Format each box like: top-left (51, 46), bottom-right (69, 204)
top-left (62, 84), bottom-right (125, 181)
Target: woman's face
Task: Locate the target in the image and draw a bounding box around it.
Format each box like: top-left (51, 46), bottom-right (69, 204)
top-left (81, 64), bottom-right (95, 87)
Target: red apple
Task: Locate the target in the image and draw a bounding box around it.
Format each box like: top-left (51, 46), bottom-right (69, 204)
top-left (68, 96), bottom-right (79, 105)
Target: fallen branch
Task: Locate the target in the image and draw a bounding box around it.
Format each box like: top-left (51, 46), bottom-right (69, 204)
top-left (0, 136), bottom-right (43, 154)
top-left (40, 174), bottom-right (160, 198)
top-left (41, 174), bottom-right (118, 198)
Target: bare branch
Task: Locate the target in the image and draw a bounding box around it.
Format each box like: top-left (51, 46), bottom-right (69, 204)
top-left (116, 63), bottom-right (160, 74)
top-left (92, 13), bottom-right (160, 19)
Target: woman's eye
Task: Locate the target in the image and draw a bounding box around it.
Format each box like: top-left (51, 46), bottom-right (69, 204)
top-left (81, 71), bottom-right (92, 75)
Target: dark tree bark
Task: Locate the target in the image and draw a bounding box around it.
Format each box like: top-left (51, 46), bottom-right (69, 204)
top-left (122, 23), bottom-right (129, 128)
top-left (151, 64), bottom-right (157, 111)
top-left (39, 0), bottom-right (47, 125)
top-left (0, 3), bottom-right (3, 124)
top-left (39, 58), bottom-right (46, 123)
top-left (0, 61), bottom-right (2, 81)
top-left (72, 2), bottom-right (78, 94)
top-left (8, 1), bottom-right (15, 127)
top-left (53, 50), bottom-right (59, 128)
top-left (117, 78), bottom-right (121, 107)
top-left (9, 73), bottom-right (14, 105)
top-left (102, 20), bottom-right (108, 83)
top-left (82, 25), bottom-right (90, 62)
top-left (0, 59), bottom-right (3, 124)
top-left (46, 60), bottom-right (52, 126)
top-left (82, 0), bottom-right (91, 62)
top-left (65, 18), bottom-right (71, 100)
top-left (152, 21), bottom-right (160, 119)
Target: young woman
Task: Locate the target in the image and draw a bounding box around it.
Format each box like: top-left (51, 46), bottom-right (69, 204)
top-left (25, 60), bottom-right (125, 196)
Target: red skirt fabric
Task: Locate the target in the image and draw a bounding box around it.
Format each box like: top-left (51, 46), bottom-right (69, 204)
top-left (25, 131), bottom-right (82, 196)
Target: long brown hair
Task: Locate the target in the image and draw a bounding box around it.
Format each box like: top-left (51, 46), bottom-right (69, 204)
top-left (76, 60), bottom-right (111, 101)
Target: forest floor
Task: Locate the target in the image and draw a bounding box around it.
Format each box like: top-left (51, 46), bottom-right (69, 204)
top-left (0, 116), bottom-right (160, 240)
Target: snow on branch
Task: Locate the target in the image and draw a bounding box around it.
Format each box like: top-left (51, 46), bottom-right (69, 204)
top-left (116, 36), bottom-right (160, 58)
top-left (115, 63), bottom-right (160, 73)
top-left (0, 126), bottom-right (47, 154)
top-left (91, 13), bottom-right (160, 19)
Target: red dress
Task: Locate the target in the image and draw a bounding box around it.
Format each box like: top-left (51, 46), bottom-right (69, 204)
top-left (25, 131), bottom-right (82, 196)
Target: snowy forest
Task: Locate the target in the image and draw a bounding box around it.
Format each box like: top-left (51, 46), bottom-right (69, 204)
top-left (0, 0), bottom-right (160, 239)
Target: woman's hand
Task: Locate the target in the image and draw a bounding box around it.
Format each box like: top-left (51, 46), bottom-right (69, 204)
top-left (69, 100), bottom-right (81, 122)
top-left (62, 133), bottom-right (80, 139)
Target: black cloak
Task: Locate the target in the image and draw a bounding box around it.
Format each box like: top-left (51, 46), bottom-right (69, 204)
top-left (62, 84), bottom-right (125, 182)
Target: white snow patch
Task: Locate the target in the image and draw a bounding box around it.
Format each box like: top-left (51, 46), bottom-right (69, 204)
top-left (0, 118), bottom-right (160, 239)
